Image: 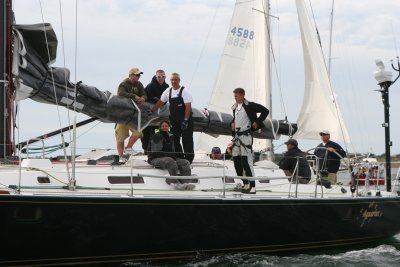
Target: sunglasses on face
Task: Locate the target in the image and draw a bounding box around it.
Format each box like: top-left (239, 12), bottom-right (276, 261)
top-left (156, 76), bottom-right (166, 79)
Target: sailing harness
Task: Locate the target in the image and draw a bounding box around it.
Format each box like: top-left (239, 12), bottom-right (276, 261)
top-left (231, 102), bottom-right (254, 153)
top-left (232, 128), bottom-right (253, 153)
top-left (236, 128), bottom-right (252, 136)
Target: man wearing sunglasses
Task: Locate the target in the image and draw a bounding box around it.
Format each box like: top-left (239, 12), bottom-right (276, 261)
top-left (142, 69), bottom-right (169, 154)
top-left (314, 130), bottom-right (346, 185)
top-left (115, 67), bottom-right (147, 163)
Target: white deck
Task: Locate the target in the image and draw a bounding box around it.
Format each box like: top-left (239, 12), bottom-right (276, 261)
top-left (1, 156), bottom-right (396, 199)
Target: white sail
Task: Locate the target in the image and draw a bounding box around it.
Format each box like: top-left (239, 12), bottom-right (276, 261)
top-left (196, 0), bottom-right (271, 156)
top-left (294, 0), bottom-right (350, 143)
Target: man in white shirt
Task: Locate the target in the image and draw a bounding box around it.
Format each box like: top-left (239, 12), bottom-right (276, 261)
top-left (152, 73), bottom-right (194, 163)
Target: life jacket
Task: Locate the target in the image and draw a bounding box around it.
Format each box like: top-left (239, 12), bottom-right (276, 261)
top-left (147, 131), bottom-right (176, 163)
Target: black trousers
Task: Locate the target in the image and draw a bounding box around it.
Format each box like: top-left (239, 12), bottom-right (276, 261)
top-left (170, 119), bottom-right (194, 163)
top-left (233, 155), bottom-right (255, 187)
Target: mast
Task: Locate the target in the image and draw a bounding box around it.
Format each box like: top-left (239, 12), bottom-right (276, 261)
top-left (0, 0), bottom-right (13, 160)
top-left (265, 0), bottom-right (273, 160)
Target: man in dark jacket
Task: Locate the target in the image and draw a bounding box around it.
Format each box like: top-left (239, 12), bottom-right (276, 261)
top-left (314, 130), bottom-right (346, 185)
top-left (231, 88), bottom-right (269, 194)
top-left (279, 139), bottom-right (311, 184)
top-left (142, 69), bottom-right (169, 154)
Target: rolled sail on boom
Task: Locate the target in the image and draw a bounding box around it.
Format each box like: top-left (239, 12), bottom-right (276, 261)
top-left (12, 23), bottom-right (297, 140)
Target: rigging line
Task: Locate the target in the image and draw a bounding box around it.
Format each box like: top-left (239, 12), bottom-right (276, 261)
top-left (327, 0), bottom-right (334, 76)
top-left (69, 120), bottom-right (103, 150)
top-left (17, 99), bottom-right (22, 193)
top-left (261, 0), bottom-right (288, 120)
top-left (337, 44), bottom-right (366, 155)
top-left (70, 0), bottom-right (79, 188)
top-left (271, 0), bottom-right (285, 120)
top-left (38, 1), bottom-right (65, 132)
top-left (38, 0), bottom-right (83, 166)
top-left (58, 1), bottom-right (73, 143)
top-left (73, 0), bottom-right (78, 116)
top-left (58, 0), bottom-right (72, 181)
top-left (188, 0), bottom-right (222, 88)
top-left (307, 0), bottom-right (322, 48)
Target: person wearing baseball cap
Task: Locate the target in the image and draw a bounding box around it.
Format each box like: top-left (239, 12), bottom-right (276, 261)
top-left (278, 138), bottom-right (311, 184)
top-left (314, 130), bottom-right (346, 185)
top-left (128, 67), bottom-right (143, 76)
top-left (319, 130), bottom-right (330, 135)
top-left (114, 67), bottom-right (147, 162)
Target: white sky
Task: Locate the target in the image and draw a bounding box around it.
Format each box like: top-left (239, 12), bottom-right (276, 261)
top-left (12, 0), bottom-right (400, 157)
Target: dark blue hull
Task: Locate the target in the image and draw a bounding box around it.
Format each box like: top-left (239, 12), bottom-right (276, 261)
top-left (1, 195), bottom-right (400, 266)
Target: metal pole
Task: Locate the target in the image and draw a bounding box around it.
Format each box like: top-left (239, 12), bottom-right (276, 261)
top-left (379, 81), bottom-right (392, 192)
top-left (0, 0), bottom-right (7, 159)
top-left (0, 0), bottom-right (12, 160)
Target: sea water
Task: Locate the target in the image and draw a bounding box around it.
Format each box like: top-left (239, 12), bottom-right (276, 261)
top-left (120, 234), bottom-right (400, 266)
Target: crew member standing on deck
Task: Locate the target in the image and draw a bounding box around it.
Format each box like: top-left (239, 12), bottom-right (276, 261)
top-left (152, 73), bottom-right (194, 163)
top-left (115, 67), bottom-right (146, 162)
top-left (231, 88), bottom-right (269, 194)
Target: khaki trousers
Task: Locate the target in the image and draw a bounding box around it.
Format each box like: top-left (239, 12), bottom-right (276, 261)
top-left (327, 172), bottom-right (337, 185)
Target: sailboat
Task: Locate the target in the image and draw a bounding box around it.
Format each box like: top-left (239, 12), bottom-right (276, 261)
top-left (1, 0), bottom-right (400, 266)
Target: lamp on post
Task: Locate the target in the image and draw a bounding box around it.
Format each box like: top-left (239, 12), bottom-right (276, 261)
top-left (373, 58), bottom-right (399, 192)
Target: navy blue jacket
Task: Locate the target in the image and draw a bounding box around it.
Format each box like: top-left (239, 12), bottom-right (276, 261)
top-left (145, 76), bottom-right (169, 104)
top-left (279, 147), bottom-right (311, 178)
top-left (314, 141), bottom-right (346, 173)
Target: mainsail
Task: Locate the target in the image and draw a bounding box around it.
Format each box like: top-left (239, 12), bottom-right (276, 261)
top-left (294, 0), bottom-right (350, 143)
top-left (196, 0), bottom-right (278, 155)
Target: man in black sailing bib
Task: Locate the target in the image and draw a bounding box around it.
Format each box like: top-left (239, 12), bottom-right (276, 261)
top-left (152, 73), bottom-right (194, 163)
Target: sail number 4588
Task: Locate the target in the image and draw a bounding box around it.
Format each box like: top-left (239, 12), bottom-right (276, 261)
top-left (227, 27), bottom-right (254, 48)
top-left (230, 27), bottom-right (254, 39)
